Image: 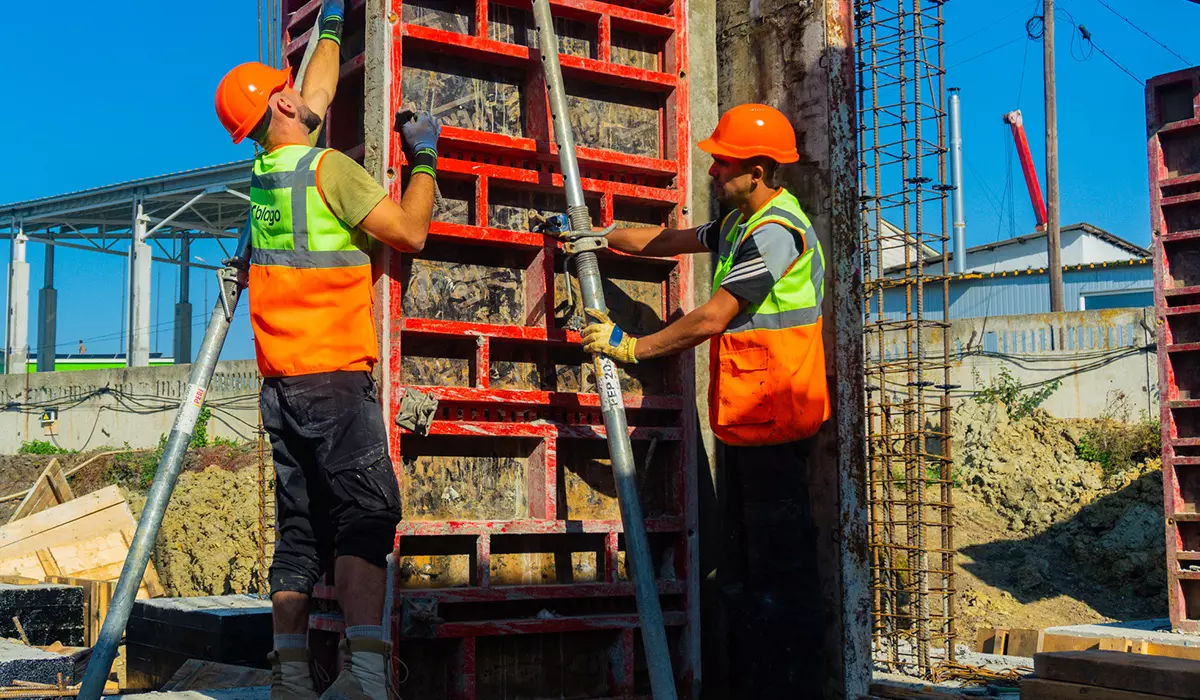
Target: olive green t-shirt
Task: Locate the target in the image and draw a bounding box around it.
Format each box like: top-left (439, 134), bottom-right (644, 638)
top-left (316, 149), bottom-right (389, 228)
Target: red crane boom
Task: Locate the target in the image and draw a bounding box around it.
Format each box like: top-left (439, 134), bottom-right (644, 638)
top-left (1003, 109), bottom-right (1049, 231)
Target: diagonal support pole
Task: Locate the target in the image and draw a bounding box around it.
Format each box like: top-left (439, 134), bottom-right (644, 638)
top-left (530, 2), bottom-right (678, 698)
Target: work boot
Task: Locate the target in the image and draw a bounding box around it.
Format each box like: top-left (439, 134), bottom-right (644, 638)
top-left (268, 648), bottom-right (318, 700)
top-left (319, 638), bottom-right (396, 700)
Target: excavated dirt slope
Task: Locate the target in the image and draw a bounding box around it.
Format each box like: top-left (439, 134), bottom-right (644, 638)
top-left (0, 405), bottom-right (1167, 634)
top-left (951, 401), bottom-right (1166, 638)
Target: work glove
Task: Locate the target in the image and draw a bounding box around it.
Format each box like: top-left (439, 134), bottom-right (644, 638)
top-left (318, 0), bottom-right (345, 45)
top-left (397, 111), bottom-right (441, 155)
top-left (581, 308), bottom-right (638, 364)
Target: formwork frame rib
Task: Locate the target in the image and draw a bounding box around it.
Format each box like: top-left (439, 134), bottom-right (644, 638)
top-left (275, 0), bottom-right (698, 697)
top-left (856, 0), bottom-right (955, 679)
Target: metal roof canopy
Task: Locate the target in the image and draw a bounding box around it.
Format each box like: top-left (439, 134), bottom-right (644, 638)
top-left (2, 160), bottom-right (255, 373)
top-left (0, 160), bottom-right (254, 270)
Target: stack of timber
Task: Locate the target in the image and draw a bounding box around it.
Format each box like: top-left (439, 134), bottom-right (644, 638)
top-left (1025, 650), bottom-right (1200, 699)
top-left (0, 484), bottom-right (163, 599)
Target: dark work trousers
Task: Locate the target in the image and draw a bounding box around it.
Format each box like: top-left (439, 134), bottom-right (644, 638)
top-left (261, 370), bottom-right (402, 596)
top-left (719, 437), bottom-right (825, 699)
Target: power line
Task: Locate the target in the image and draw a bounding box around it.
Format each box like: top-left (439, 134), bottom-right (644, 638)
top-left (949, 4), bottom-right (1037, 47)
top-left (1079, 25), bottom-right (1145, 85)
top-left (1089, 0), bottom-right (1192, 66)
top-left (949, 35), bottom-right (1026, 69)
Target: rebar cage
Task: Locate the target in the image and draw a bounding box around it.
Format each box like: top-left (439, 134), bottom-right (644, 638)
top-left (856, 0), bottom-right (956, 679)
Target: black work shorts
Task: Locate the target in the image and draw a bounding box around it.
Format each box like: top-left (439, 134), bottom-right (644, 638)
top-left (261, 370), bottom-right (402, 595)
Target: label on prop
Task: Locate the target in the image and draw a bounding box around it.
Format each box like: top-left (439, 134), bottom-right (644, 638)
top-left (174, 384), bottom-right (208, 431)
top-left (596, 357), bottom-right (623, 413)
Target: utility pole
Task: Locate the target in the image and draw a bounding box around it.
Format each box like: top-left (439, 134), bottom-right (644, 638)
top-left (1044, 0), bottom-right (1064, 311)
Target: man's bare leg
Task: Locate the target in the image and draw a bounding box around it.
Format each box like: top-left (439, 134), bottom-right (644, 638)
top-left (332, 555), bottom-right (391, 700)
top-left (270, 591), bottom-right (316, 699)
top-left (335, 556), bottom-right (386, 627)
top-left (273, 591), bottom-right (311, 634)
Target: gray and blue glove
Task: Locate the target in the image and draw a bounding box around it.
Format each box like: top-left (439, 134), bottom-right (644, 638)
top-left (318, 0), bottom-right (345, 45)
top-left (396, 111), bottom-right (442, 179)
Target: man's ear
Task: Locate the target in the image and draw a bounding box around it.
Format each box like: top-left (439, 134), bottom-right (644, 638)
top-left (274, 93), bottom-right (298, 119)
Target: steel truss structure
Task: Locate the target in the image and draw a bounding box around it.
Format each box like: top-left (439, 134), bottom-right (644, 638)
top-left (856, 0), bottom-right (956, 679)
top-left (0, 162), bottom-right (253, 373)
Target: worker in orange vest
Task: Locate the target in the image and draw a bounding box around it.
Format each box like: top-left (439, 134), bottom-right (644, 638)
top-left (551, 104), bottom-right (830, 696)
top-left (214, 2), bottom-right (440, 699)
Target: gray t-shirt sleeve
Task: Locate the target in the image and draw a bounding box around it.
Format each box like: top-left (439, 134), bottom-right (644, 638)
top-left (720, 222), bottom-right (805, 305)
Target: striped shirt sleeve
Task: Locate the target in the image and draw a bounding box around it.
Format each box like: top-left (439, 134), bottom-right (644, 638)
top-left (695, 220), bottom-right (720, 251)
top-left (720, 222), bottom-right (806, 305)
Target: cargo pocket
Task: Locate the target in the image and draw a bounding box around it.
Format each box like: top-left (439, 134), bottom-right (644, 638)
top-left (716, 346), bottom-right (772, 427)
top-left (327, 451), bottom-right (400, 515)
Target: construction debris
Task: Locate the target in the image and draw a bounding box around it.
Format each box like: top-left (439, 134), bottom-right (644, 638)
top-left (0, 639), bottom-right (74, 687)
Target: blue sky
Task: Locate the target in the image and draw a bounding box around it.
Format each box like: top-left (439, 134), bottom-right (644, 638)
top-left (2, 0), bottom-right (1198, 362)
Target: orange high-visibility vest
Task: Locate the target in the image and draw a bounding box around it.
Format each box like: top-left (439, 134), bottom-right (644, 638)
top-left (709, 189), bottom-right (831, 446)
top-left (248, 145), bottom-right (378, 378)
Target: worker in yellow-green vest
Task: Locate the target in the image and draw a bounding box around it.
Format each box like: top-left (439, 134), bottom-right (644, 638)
top-left (546, 103), bottom-right (830, 697)
top-left (214, 1), bottom-right (440, 698)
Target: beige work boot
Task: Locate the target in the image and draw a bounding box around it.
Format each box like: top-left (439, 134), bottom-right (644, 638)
top-left (319, 638), bottom-right (397, 700)
top-left (268, 648), bottom-right (318, 700)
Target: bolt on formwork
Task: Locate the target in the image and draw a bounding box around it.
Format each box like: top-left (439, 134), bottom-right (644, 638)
top-left (855, 0), bottom-right (956, 679)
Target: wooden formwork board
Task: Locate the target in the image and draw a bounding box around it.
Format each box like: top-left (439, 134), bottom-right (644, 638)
top-left (279, 0), bottom-right (695, 697)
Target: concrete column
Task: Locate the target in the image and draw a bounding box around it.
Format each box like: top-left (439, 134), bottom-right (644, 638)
top-left (6, 220), bottom-right (29, 375)
top-left (173, 234), bottom-right (192, 364)
top-left (129, 198), bottom-right (152, 367)
top-left (714, 1), bottom-right (869, 698)
top-left (37, 233), bottom-right (56, 372)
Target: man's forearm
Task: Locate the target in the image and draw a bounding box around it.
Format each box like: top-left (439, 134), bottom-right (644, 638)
top-left (607, 226), bottom-right (710, 258)
top-left (633, 308), bottom-right (727, 360)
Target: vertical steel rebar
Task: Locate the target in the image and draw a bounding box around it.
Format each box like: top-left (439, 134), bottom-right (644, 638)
top-left (857, 0), bottom-right (955, 679)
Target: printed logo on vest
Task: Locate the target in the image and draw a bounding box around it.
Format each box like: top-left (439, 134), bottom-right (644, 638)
top-left (252, 203), bottom-right (283, 226)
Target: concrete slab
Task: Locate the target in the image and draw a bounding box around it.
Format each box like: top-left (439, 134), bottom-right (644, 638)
top-left (113, 686), bottom-right (270, 700)
top-left (1043, 618), bottom-right (1200, 648)
top-left (0, 638), bottom-right (74, 686)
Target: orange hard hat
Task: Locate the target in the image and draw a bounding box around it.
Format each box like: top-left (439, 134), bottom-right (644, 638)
top-left (215, 62), bottom-right (294, 144)
top-left (698, 103), bottom-right (799, 164)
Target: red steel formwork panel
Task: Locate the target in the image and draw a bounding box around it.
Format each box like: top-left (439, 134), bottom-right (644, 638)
top-left (1148, 66), bottom-right (1200, 634)
top-left (279, 1), bottom-right (697, 697)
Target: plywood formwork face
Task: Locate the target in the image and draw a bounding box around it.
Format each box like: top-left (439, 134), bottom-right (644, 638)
top-left (278, 1), bottom-right (696, 697)
top-left (1147, 66), bottom-right (1200, 636)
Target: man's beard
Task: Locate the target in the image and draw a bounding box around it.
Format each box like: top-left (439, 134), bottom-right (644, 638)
top-left (299, 105), bottom-right (322, 133)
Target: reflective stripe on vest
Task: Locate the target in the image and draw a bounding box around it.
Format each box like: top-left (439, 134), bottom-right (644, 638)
top-left (248, 145), bottom-right (378, 378)
top-left (250, 146), bottom-right (371, 267)
top-left (708, 188), bottom-right (831, 446)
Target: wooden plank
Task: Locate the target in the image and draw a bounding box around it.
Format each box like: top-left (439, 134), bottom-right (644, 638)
top-left (1035, 650), bottom-right (1200, 699)
top-left (45, 577), bottom-right (116, 646)
top-left (34, 549), bottom-right (62, 578)
top-left (868, 679), bottom-right (971, 699)
top-left (0, 485), bottom-right (126, 555)
top-left (160, 660), bottom-right (271, 692)
top-left (0, 575), bottom-right (39, 585)
top-left (7, 459), bottom-right (74, 524)
top-left (120, 529), bottom-right (165, 598)
top-left (1023, 678), bottom-right (1180, 700)
top-left (1009, 628), bottom-right (1045, 657)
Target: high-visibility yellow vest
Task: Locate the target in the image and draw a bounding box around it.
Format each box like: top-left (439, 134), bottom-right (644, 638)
top-left (248, 145), bottom-right (377, 377)
top-left (709, 188), bottom-right (830, 446)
